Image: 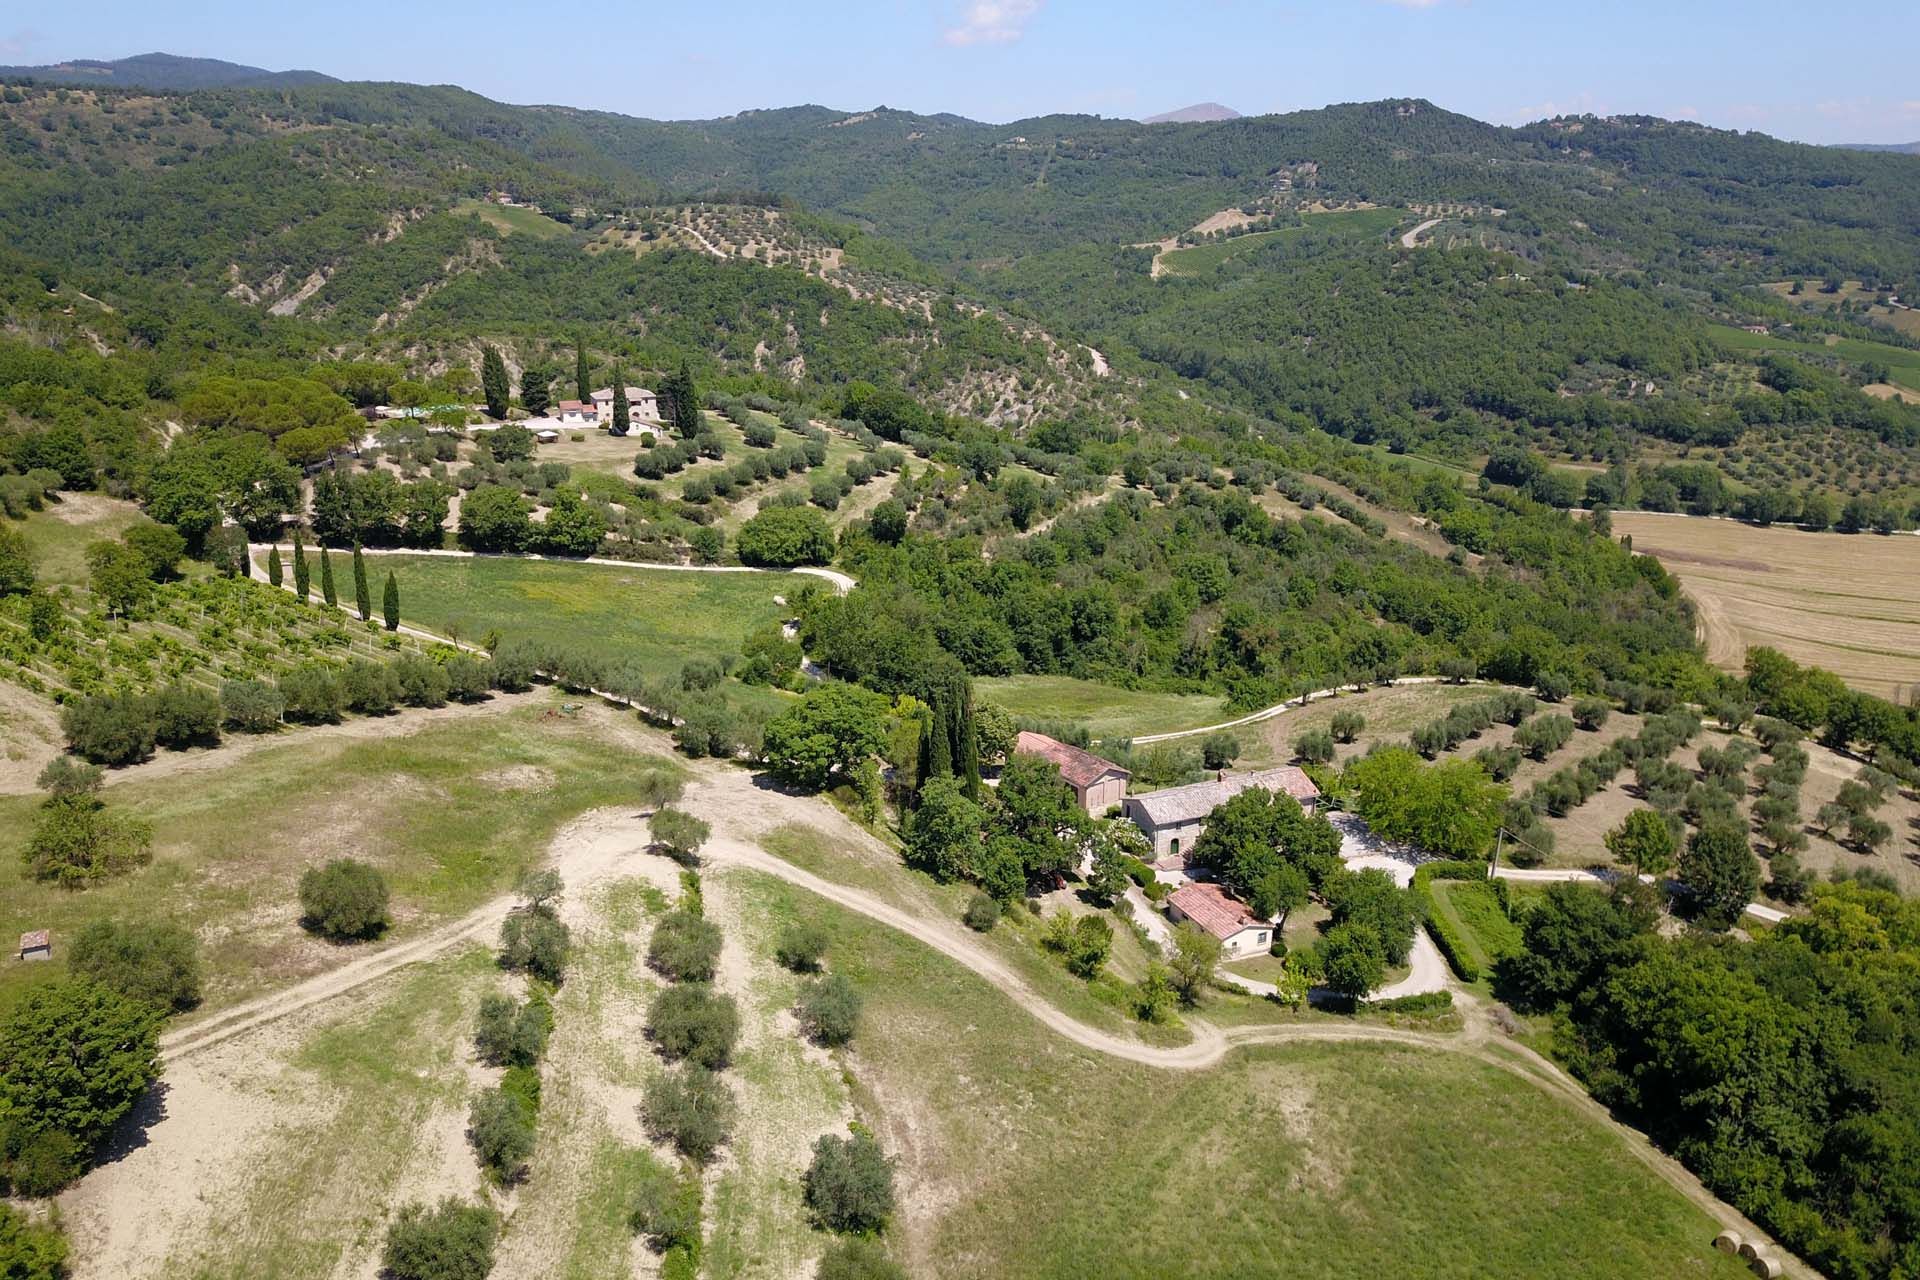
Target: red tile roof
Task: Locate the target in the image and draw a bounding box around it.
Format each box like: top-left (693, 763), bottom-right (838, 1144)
top-left (1167, 882), bottom-right (1264, 941)
top-left (1014, 731), bottom-right (1129, 790)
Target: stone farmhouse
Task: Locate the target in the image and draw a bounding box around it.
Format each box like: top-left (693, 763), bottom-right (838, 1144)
top-left (1013, 731), bottom-right (1130, 815)
top-left (1121, 765), bottom-right (1319, 863)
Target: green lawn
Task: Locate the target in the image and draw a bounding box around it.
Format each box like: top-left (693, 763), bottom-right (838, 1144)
top-left (1430, 879), bottom-right (1525, 973)
top-left (0, 698), bottom-right (682, 1016)
top-left (378, 553), bottom-right (793, 680)
top-left (452, 198), bottom-right (574, 240)
top-left (1160, 207), bottom-right (1405, 275)
top-left (974, 674), bottom-right (1225, 741)
top-left (734, 871), bottom-right (1753, 1280)
top-left (1710, 322), bottom-right (1920, 389)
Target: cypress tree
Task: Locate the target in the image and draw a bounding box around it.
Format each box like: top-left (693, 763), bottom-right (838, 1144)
top-left (611, 370), bottom-right (630, 437)
top-left (352, 543), bottom-right (371, 622)
top-left (292, 531), bottom-right (310, 601)
top-left (914, 661), bottom-right (980, 799)
top-left (267, 546), bottom-right (283, 588)
top-left (383, 571), bottom-right (400, 632)
top-left (670, 360), bottom-right (700, 436)
top-left (319, 546), bottom-right (336, 606)
top-left (480, 345), bottom-right (511, 419)
top-left (521, 361), bottom-right (550, 417)
top-left (574, 335), bottom-right (590, 402)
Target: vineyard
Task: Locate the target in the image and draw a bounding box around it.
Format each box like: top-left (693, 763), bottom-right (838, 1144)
top-left (0, 574), bottom-right (428, 703)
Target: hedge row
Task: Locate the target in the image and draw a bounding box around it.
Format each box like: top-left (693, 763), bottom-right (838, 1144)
top-left (1412, 860), bottom-right (1501, 983)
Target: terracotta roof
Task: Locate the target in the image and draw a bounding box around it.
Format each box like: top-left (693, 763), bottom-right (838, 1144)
top-left (1125, 767), bottom-right (1318, 828)
top-left (1167, 882), bottom-right (1264, 940)
top-left (1014, 732), bottom-right (1129, 790)
top-left (557, 399), bottom-right (589, 411)
top-left (19, 930), bottom-right (49, 951)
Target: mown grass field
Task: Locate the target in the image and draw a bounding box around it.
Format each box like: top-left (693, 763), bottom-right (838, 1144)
top-left (1709, 322), bottom-right (1920, 389)
top-left (378, 553), bottom-right (792, 680)
top-left (16, 493), bottom-right (147, 590)
top-left (1159, 206), bottom-right (1405, 275)
top-left (739, 873), bottom-right (1753, 1280)
top-left (974, 673), bottom-right (1226, 741)
top-left (1611, 510), bottom-right (1920, 698)
top-left (0, 697), bottom-right (681, 1016)
top-left (451, 199), bottom-right (575, 240)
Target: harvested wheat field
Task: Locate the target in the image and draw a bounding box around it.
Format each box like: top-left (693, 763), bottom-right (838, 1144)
top-left (1612, 512), bottom-right (1920, 699)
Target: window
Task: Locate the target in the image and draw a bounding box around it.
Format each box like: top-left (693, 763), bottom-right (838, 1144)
top-left (1257, 931), bottom-right (1269, 944)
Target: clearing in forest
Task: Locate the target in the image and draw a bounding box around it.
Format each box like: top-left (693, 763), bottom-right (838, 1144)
top-left (1611, 512), bottom-right (1920, 699)
top-left (974, 674), bottom-right (1226, 741)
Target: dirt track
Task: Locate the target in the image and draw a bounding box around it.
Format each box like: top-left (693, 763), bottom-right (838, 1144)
top-left (141, 752), bottom-right (1809, 1276)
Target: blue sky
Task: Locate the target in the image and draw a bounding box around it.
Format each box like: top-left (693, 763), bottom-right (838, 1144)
top-left (6, 1), bottom-right (1918, 143)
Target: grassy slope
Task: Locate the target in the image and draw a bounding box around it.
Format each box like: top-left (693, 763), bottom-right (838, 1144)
top-left (1158, 207), bottom-right (1406, 275)
top-left (1710, 322), bottom-right (1920, 388)
top-left (1430, 879), bottom-right (1524, 973)
top-left (0, 697), bottom-right (681, 1016)
top-left (975, 673), bottom-right (1226, 741)
top-left (451, 199), bottom-right (575, 240)
top-left (15, 495), bottom-right (147, 591)
top-left (379, 553), bottom-right (791, 680)
top-left (737, 871), bottom-right (1750, 1280)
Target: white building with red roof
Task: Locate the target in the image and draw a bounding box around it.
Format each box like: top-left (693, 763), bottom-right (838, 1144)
top-left (1013, 731), bottom-right (1131, 815)
top-left (1165, 882), bottom-right (1273, 958)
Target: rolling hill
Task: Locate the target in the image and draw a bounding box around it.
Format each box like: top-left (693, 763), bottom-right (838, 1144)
top-left (0, 51), bottom-right (337, 90)
top-left (1142, 102), bottom-right (1242, 123)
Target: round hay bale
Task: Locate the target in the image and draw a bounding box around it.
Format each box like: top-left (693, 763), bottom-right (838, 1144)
top-left (1737, 1240), bottom-right (1762, 1261)
top-left (1749, 1256), bottom-right (1783, 1279)
top-left (1713, 1230), bottom-right (1744, 1255)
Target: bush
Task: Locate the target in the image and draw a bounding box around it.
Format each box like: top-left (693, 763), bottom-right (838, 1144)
top-left (381, 1198), bottom-right (498, 1280)
top-left (796, 973), bottom-right (863, 1047)
top-left (499, 910), bottom-right (571, 983)
top-left (342, 659), bottom-right (402, 714)
top-left (278, 662), bottom-right (345, 723)
top-left (629, 1157), bottom-right (702, 1253)
top-left (1292, 728), bottom-right (1335, 765)
top-left (0, 1203), bottom-right (69, 1278)
top-left (69, 919), bottom-right (201, 1012)
top-left (646, 984), bottom-right (740, 1068)
top-left (468, 1086), bottom-right (536, 1183)
top-left (963, 893), bottom-right (1001, 932)
top-left (643, 1064), bottom-right (736, 1162)
top-left (395, 654), bottom-right (451, 707)
top-left (298, 858), bottom-right (390, 940)
top-left (1571, 698), bottom-right (1611, 731)
top-left (650, 807), bottom-right (711, 864)
top-left (803, 1130), bottom-right (895, 1233)
top-left (774, 922), bottom-right (829, 972)
top-left (735, 506), bottom-right (834, 567)
top-left (150, 682), bottom-right (221, 749)
top-left (444, 654), bottom-right (493, 702)
top-left (60, 693), bottom-right (156, 765)
top-left (22, 794), bottom-right (153, 887)
top-left (648, 910), bottom-right (721, 982)
top-left (816, 1238), bottom-right (906, 1280)
top-left (220, 678), bottom-right (284, 731)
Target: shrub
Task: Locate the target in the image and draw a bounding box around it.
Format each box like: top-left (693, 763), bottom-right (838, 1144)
top-left (643, 1064), bottom-right (736, 1162)
top-left (298, 858), bottom-right (390, 940)
top-left (150, 682), bottom-right (221, 749)
top-left (68, 919), bottom-right (201, 1012)
top-left (499, 910), bottom-right (571, 983)
top-left (963, 893), bottom-right (1001, 932)
top-left (468, 1086), bottom-right (535, 1183)
top-left (381, 1198), bottom-right (498, 1280)
top-left (803, 1130), bottom-right (895, 1233)
top-left (395, 654), bottom-right (451, 707)
top-left (0, 1203), bottom-right (69, 1278)
top-left (220, 678), bottom-right (284, 731)
top-left (1292, 728), bottom-right (1335, 765)
top-left (278, 662), bottom-right (345, 724)
top-left (816, 1238), bottom-right (907, 1280)
top-left (796, 973), bottom-right (863, 1047)
top-left (444, 654), bottom-right (493, 702)
top-left (736, 506), bottom-right (834, 567)
top-left (648, 910), bottom-right (721, 982)
top-left (1200, 731), bottom-right (1241, 770)
top-left (22, 793), bottom-right (153, 886)
top-left (1571, 698), bottom-right (1611, 731)
top-left (774, 922), bottom-right (829, 972)
top-left (650, 807), bottom-right (711, 864)
top-left (646, 984), bottom-right (740, 1068)
top-left (342, 659), bottom-right (402, 714)
top-left (61, 693), bottom-right (156, 765)
top-left (629, 1157), bottom-right (702, 1253)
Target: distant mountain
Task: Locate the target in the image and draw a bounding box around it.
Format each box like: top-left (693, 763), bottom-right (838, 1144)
top-left (1142, 102), bottom-right (1242, 124)
top-left (1837, 140), bottom-right (1920, 155)
top-left (0, 52), bottom-right (336, 91)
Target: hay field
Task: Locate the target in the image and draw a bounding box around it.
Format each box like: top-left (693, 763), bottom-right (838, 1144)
top-left (1612, 512), bottom-right (1920, 699)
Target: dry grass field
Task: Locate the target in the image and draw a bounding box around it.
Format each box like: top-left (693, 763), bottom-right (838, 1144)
top-left (1611, 512), bottom-right (1920, 699)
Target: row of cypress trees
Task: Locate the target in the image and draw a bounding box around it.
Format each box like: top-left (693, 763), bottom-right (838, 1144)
top-left (264, 535), bottom-right (399, 631)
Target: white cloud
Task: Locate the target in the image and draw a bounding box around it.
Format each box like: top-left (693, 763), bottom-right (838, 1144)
top-left (0, 28), bottom-right (41, 57)
top-left (942, 0), bottom-right (1042, 47)
top-left (1381, 0), bottom-right (1445, 8)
